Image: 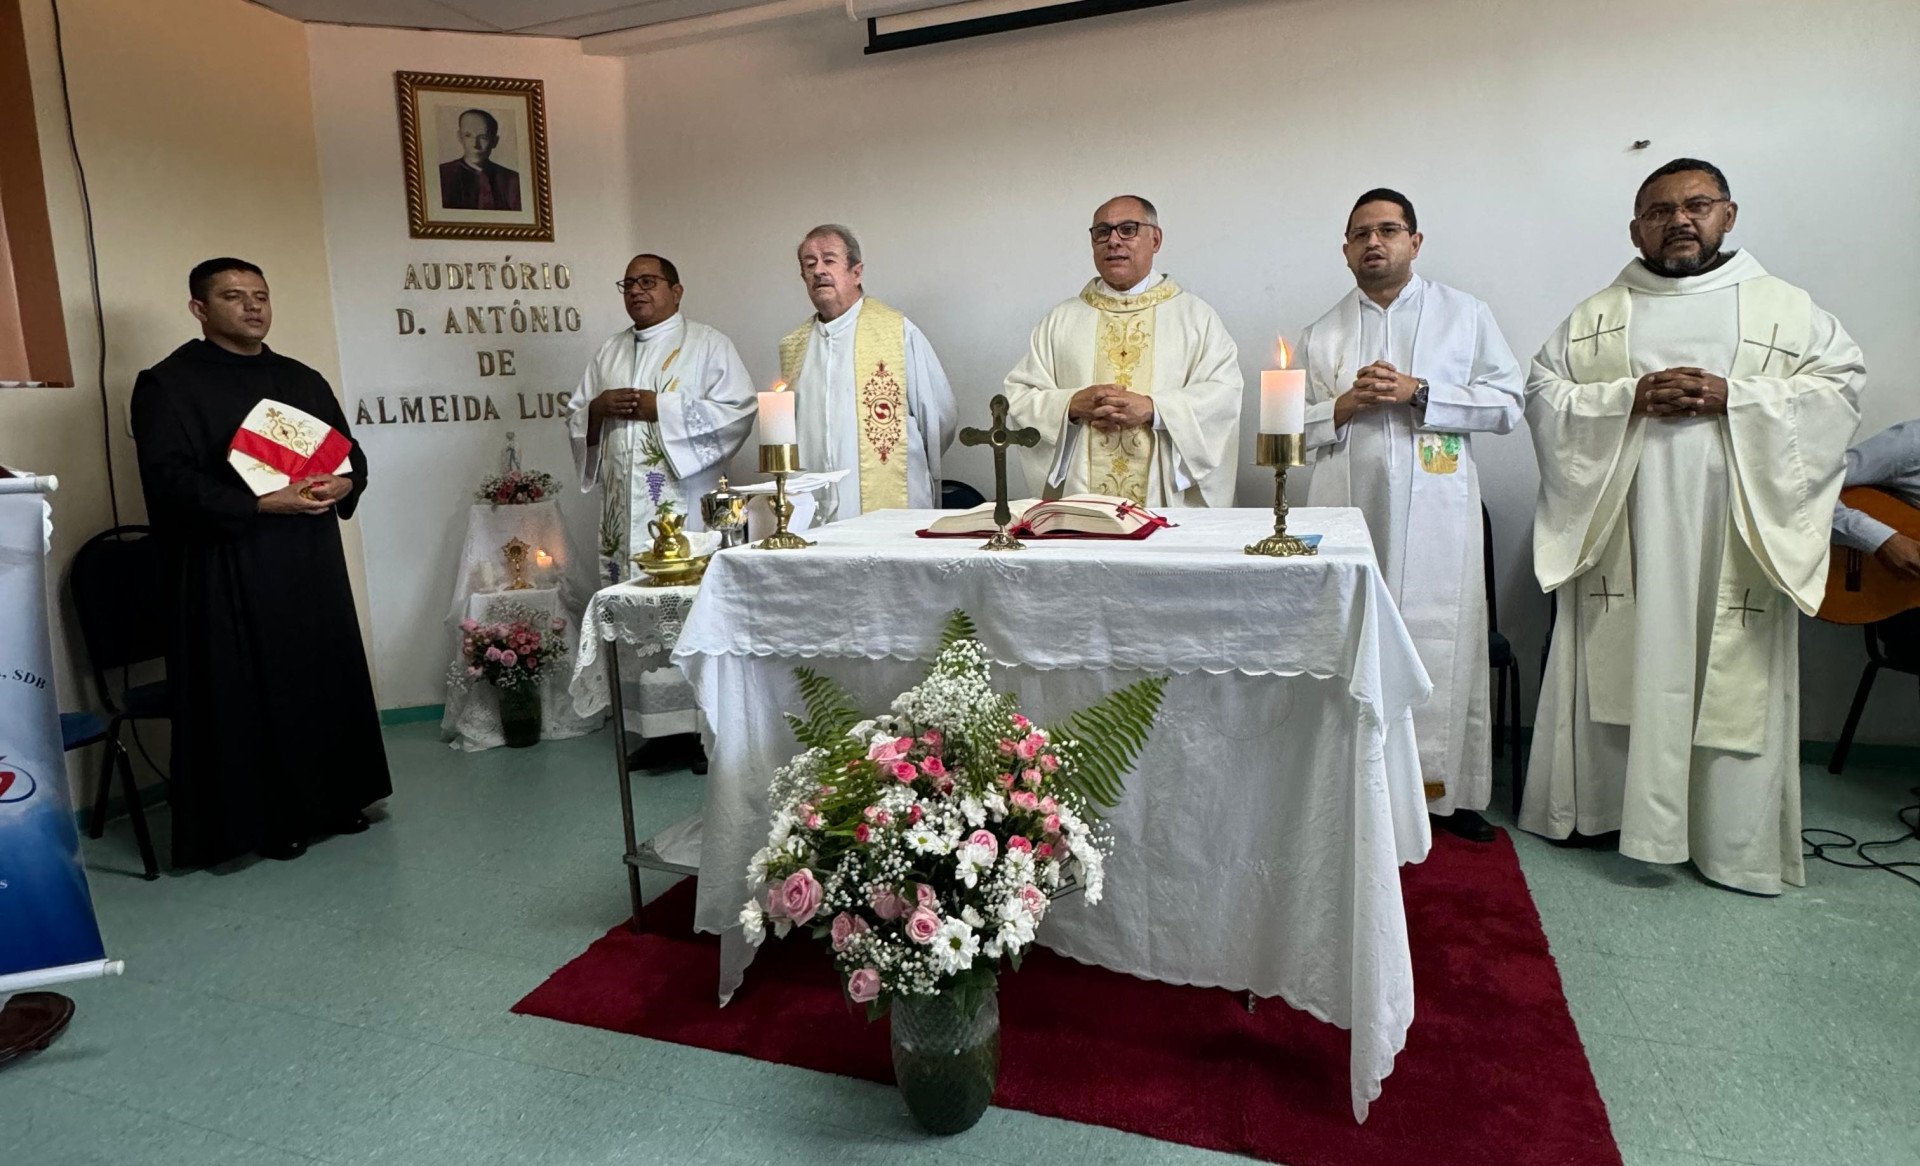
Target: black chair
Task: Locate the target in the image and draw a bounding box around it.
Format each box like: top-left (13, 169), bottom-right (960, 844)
top-left (61, 711), bottom-right (155, 880)
top-left (1483, 505), bottom-right (1524, 814)
top-left (1828, 610), bottom-right (1920, 775)
top-left (69, 525), bottom-right (170, 877)
top-left (941, 479), bottom-right (986, 510)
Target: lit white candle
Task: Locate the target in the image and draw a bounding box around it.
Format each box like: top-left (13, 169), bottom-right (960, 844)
top-left (1260, 337), bottom-right (1305, 434)
top-left (757, 383), bottom-right (797, 445)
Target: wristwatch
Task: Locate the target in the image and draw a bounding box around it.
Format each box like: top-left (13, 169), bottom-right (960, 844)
top-left (1410, 379), bottom-right (1430, 410)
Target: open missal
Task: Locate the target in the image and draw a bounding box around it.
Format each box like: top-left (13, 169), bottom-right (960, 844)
top-left (917, 494), bottom-right (1171, 540)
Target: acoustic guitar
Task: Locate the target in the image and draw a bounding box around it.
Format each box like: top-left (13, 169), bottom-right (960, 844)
top-left (1817, 486), bottom-right (1920, 624)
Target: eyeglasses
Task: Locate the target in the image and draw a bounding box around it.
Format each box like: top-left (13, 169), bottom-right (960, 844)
top-left (616, 276), bottom-right (672, 293)
top-left (1635, 196), bottom-right (1730, 225)
top-left (1346, 223), bottom-right (1411, 244)
top-left (1090, 220), bottom-right (1156, 243)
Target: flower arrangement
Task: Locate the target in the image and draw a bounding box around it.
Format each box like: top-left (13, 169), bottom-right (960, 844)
top-left (740, 612), bottom-right (1164, 1016)
top-left (477, 467), bottom-right (558, 506)
top-left (458, 610), bottom-right (568, 691)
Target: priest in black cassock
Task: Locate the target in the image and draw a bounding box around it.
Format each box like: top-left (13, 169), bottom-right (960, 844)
top-left (130, 257), bottom-right (391, 864)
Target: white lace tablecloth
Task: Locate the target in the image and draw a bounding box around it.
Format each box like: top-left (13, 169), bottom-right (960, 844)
top-left (569, 581), bottom-right (702, 737)
top-left (442, 588), bottom-right (601, 751)
top-left (673, 508), bottom-right (1433, 1123)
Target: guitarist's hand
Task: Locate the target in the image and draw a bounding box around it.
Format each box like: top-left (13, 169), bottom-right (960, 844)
top-left (1874, 533), bottom-right (1920, 581)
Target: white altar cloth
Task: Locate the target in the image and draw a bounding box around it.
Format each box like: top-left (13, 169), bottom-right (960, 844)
top-left (673, 508), bottom-right (1432, 1122)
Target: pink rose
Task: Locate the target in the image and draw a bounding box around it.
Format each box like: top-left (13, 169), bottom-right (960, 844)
top-left (895, 736), bottom-right (916, 754)
top-left (1045, 814), bottom-right (1061, 835)
top-left (936, 776), bottom-right (956, 796)
top-left (1036, 842), bottom-right (1054, 860)
top-left (891, 761), bottom-right (919, 784)
top-left (967, 829), bottom-right (999, 857)
top-left (830, 912), bottom-right (870, 952)
top-left (920, 756), bottom-right (948, 778)
top-left (997, 739), bottom-right (1015, 756)
top-left (500, 649), bottom-right (518, 667)
top-left (460, 618), bottom-right (479, 632)
top-left (862, 805), bottom-right (881, 822)
top-left (1006, 835), bottom-right (1032, 854)
top-left (1039, 754), bottom-right (1060, 773)
top-left (1012, 714), bottom-right (1031, 731)
top-left (1011, 791), bottom-right (1040, 811)
top-left (996, 772), bottom-right (1016, 790)
top-left (920, 730), bottom-right (943, 750)
top-left (1019, 885), bottom-right (1048, 919)
top-left (916, 882), bottom-right (938, 908)
top-left (908, 804), bottom-right (923, 825)
top-left (868, 738), bottom-right (906, 763)
top-left (806, 813), bottom-right (823, 829)
top-left (847, 968), bottom-right (881, 1003)
top-left (854, 823), bottom-right (871, 843)
top-left (904, 906), bottom-right (941, 944)
top-left (467, 666), bottom-right (482, 678)
top-left (1040, 796), bottom-right (1058, 813)
top-left (485, 646), bottom-right (503, 662)
top-left (1016, 732), bottom-right (1045, 760)
top-left (874, 809), bottom-right (893, 827)
top-left (871, 887), bottom-right (910, 920)
top-left (1022, 768), bottom-right (1041, 788)
top-left (778, 869), bottom-right (824, 926)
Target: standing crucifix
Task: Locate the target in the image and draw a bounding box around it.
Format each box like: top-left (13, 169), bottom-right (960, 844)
top-left (959, 394), bottom-right (1041, 552)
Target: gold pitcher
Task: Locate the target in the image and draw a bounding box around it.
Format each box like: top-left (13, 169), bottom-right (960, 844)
top-left (647, 513), bottom-right (692, 561)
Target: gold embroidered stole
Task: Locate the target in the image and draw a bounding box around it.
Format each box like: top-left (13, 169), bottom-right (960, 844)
top-left (1080, 278), bottom-right (1181, 504)
top-left (1565, 276), bottom-right (1812, 754)
top-left (779, 299), bottom-right (911, 513)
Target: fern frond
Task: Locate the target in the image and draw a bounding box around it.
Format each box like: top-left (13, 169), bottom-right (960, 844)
top-left (939, 609), bottom-right (979, 653)
top-left (1049, 675), bottom-right (1167, 808)
top-left (788, 666), bottom-right (860, 751)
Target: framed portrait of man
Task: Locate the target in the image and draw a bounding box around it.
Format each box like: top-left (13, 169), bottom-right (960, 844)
top-left (395, 71), bottom-right (553, 241)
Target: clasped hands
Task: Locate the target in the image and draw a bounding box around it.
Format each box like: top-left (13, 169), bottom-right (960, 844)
top-left (1332, 361), bottom-right (1419, 428)
top-left (1634, 368), bottom-right (1728, 418)
top-left (259, 473), bottom-right (352, 515)
top-left (589, 387), bottom-right (658, 425)
top-left (1068, 384), bottom-right (1154, 431)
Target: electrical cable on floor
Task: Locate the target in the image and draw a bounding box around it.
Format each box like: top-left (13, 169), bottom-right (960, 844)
top-left (49, 0), bottom-right (120, 527)
top-left (1802, 787), bottom-right (1920, 889)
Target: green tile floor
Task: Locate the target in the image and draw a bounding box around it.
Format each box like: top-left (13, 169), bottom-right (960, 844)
top-left (5, 722), bottom-right (1917, 1165)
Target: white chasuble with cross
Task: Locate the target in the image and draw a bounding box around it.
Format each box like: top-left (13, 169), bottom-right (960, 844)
top-left (566, 315), bottom-right (757, 585)
top-left (780, 296), bottom-right (957, 525)
top-left (1004, 274), bottom-right (1243, 507)
top-left (1301, 276), bottom-right (1524, 814)
top-left (1521, 251), bottom-right (1865, 894)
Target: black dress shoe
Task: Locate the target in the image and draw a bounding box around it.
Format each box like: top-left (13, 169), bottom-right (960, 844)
top-left (330, 811), bottom-right (372, 835)
top-left (257, 838), bottom-right (308, 861)
top-left (1433, 810), bottom-right (1497, 843)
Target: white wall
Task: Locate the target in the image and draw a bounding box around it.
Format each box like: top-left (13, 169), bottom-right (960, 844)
top-left (306, 25), bottom-right (630, 708)
top-left (611, 0), bottom-right (1920, 744)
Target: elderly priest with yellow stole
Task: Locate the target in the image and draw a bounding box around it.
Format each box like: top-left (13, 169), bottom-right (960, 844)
top-left (1004, 195), bottom-right (1242, 507)
top-left (780, 224), bottom-right (956, 524)
top-left (1522, 158), bottom-right (1867, 895)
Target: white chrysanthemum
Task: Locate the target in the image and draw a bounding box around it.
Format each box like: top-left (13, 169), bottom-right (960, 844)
top-left (746, 848), bottom-right (772, 884)
top-left (960, 796), bottom-right (987, 827)
top-left (907, 827), bottom-right (948, 855)
top-left (983, 791), bottom-right (1008, 816)
top-left (961, 905), bottom-right (985, 929)
top-left (931, 918), bottom-right (980, 976)
top-left (740, 900), bottom-right (766, 945)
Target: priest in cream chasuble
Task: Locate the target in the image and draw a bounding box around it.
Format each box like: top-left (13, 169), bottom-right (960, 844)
top-left (781, 225), bottom-right (956, 524)
top-left (1522, 160), bottom-right (1865, 895)
top-left (1302, 190), bottom-right (1524, 837)
top-left (1005, 196), bottom-right (1243, 507)
top-left (566, 254), bottom-right (756, 586)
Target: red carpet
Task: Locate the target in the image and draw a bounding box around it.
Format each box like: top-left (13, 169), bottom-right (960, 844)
top-left (513, 830), bottom-right (1620, 1166)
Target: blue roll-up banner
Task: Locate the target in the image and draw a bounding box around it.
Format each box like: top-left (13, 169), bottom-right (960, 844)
top-left (0, 485), bottom-right (120, 994)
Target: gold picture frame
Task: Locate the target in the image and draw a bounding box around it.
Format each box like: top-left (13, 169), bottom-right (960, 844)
top-left (395, 71), bottom-right (553, 241)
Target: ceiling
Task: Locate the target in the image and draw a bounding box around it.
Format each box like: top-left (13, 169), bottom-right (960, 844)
top-left (247, 0), bottom-right (783, 39)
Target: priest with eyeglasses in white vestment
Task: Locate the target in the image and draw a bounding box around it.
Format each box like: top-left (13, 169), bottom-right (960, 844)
top-left (778, 224), bottom-right (956, 524)
top-left (1004, 195), bottom-right (1243, 506)
top-left (566, 253), bottom-right (756, 585)
top-left (1300, 188), bottom-right (1525, 844)
top-left (1522, 159), bottom-right (1867, 895)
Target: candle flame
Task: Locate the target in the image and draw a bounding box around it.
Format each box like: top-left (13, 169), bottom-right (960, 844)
top-left (1272, 337), bottom-right (1293, 369)
top-left (768, 379), bottom-right (789, 393)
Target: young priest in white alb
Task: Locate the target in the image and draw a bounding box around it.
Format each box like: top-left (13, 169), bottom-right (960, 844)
top-left (780, 224), bottom-right (956, 524)
top-left (1301, 188), bottom-right (1524, 842)
top-left (1005, 195), bottom-right (1242, 507)
top-left (566, 254), bottom-right (756, 586)
top-left (1523, 159), bottom-right (1867, 894)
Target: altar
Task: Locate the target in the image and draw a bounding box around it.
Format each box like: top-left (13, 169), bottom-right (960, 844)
top-left (672, 506), bottom-right (1433, 1121)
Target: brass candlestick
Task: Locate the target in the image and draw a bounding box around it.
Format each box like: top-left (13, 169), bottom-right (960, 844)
top-left (1245, 433), bottom-right (1316, 557)
top-left (753, 444), bottom-right (813, 550)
